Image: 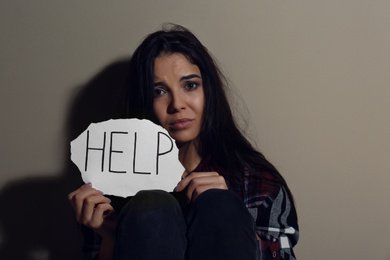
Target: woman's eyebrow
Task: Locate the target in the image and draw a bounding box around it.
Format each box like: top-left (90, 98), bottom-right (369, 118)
top-left (180, 74), bottom-right (201, 82)
top-left (154, 74), bottom-right (201, 86)
top-left (154, 81), bottom-right (165, 87)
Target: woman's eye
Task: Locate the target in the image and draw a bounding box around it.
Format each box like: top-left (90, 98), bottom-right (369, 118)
top-left (184, 82), bottom-right (198, 91)
top-left (154, 88), bottom-right (166, 97)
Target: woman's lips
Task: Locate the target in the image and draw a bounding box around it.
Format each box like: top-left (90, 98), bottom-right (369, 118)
top-left (169, 118), bottom-right (194, 130)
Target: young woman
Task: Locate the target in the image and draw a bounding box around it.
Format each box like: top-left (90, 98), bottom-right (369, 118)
top-left (69, 24), bottom-right (299, 260)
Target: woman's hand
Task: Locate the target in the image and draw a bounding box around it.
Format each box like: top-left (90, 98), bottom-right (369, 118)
top-left (175, 171), bottom-right (228, 202)
top-left (68, 183), bottom-right (118, 240)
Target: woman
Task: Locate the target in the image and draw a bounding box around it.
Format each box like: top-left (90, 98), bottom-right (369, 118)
top-left (69, 24), bottom-right (299, 260)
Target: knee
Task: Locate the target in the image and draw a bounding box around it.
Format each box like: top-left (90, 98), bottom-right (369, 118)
top-left (133, 190), bottom-right (177, 209)
top-left (186, 189), bottom-right (254, 231)
top-left (195, 189), bottom-right (242, 209)
top-left (119, 190), bottom-right (179, 223)
top-left (193, 189), bottom-right (249, 218)
top-left (115, 190), bottom-right (187, 256)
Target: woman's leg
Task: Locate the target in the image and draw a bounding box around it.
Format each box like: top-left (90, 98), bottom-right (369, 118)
top-left (114, 190), bottom-right (186, 260)
top-left (184, 189), bottom-right (259, 260)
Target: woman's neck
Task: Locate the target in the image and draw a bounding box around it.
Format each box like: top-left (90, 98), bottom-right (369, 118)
top-left (178, 140), bottom-right (202, 178)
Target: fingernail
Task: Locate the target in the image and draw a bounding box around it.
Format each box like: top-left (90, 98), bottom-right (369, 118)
top-left (98, 190), bottom-right (104, 195)
top-left (174, 182), bottom-right (181, 192)
top-left (105, 197), bottom-right (111, 203)
top-left (84, 182), bottom-right (92, 188)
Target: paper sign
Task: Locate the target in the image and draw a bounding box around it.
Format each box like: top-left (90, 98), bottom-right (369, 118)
top-left (70, 119), bottom-right (184, 197)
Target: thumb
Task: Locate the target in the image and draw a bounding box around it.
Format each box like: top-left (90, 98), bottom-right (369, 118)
top-left (175, 170), bottom-right (188, 192)
top-left (181, 169), bottom-right (189, 179)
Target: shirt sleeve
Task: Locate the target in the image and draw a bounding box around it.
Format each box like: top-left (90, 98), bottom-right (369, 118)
top-left (247, 186), bottom-right (299, 260)
top-left (80, 224), bottom-right (101, 260)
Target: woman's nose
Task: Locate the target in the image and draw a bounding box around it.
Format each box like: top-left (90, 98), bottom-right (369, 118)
top-left (168, 91), bottom-right (185, 113)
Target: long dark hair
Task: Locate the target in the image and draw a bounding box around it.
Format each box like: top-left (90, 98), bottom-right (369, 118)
top-left (126, 24), bottom-right (294, 200)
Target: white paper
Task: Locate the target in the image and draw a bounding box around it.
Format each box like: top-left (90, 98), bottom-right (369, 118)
top-left (70, 119), bottom-right (184, 197)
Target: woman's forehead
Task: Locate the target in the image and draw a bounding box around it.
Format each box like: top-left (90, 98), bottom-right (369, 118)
top-left (153, 53), bottom-right (201, 79)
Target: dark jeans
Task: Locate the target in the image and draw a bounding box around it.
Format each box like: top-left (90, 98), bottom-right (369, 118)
top-left (114, 189), bottom-right (259, 260)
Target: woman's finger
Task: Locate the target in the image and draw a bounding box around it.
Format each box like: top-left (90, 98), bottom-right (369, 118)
top-left (188, 182), bottom-right (227, 201)
top-left (176, 171), bottom-right (227, 201)
top-left (186, 175), bottom-right (227, 201)
top-left (80, 195), bottom-right (111, 223)
top-left (90, 203), bottom-right (118, 239)
top-left (71, 188), bottom-right (103, 218)
top-left (175, 171), bottom-right (219, 192)
top-left (68, 183), bottom-right (96, 211)
top-left (89, 202), bottom-right (114, 229)
top-left (68, 182), bottom-right (92, 201)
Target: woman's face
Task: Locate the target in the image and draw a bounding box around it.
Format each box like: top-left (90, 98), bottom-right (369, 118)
top-left (153, 53), bottom-right (205, 146)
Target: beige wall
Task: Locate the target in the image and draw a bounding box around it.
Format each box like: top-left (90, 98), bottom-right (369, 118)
top-left (1, 1), bottom-right (389, 259)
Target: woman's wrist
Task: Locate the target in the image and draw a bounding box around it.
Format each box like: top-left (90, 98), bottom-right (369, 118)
top-left (99, 237), bottom-right (116, 260)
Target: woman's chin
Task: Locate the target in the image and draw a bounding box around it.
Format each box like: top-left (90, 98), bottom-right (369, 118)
top-left (174, 139), bottom-right (190, 148)
top-left (172, 136), bottom-right (198, 149)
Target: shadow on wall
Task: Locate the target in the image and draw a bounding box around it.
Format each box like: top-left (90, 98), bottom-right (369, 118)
top-left (0, 58), bottom-right (132, 260)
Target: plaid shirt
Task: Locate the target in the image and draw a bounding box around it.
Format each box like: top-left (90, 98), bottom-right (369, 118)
top-left (193, 158), bottom-right (299, 260)
top-left (81, 159), bottom-right (299, 260)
